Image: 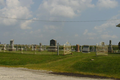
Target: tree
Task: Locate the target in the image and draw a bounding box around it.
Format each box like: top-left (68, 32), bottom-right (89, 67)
top-left (116, 23), bottom-right (120, 27)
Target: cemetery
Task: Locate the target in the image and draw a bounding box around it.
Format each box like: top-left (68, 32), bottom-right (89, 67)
top-left (1, 39), bottom-right (120, 55)
top-left (1, 39), bottom-right (120, 79)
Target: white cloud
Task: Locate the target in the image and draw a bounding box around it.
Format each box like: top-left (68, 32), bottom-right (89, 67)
top-left (0, 0), bottom-right (4, 5)
top-left (94, 22), bottom-right (115, 33)
top-left (50, 5), bottom-right (75, 18)
top-left (43, 25), bottom-right (58, 33)
top-left (20, 0), bottom-right (34, 8)
top-left (97, 0), bottom-right (118, 9)
top-left (88, 37), bottom-right (95, 40)
top-left (44, 25), bottom-right (56, 30)
top-left (75, 34), bottom-right (79, 37)
top-left (30, 29), bottom-right (42, 38)
top-left (0, 0), bottom-right (32, 26)
top-left (94, 14), bottom-right (120, 33)
top-left (92, 14), bottom-right (120, 40)
top-left (101, 34), bottom-right (117, 39)
top-left (87, 33), bottom-right (96, 36)
top-left (83, 29), bottom-right (88, 35)
top-left (83, 29), bottom-right (96, 36)
top-left (30, 31), bottom-right (33, 34)
top-left (38, 0), bottom-right (94, 18)
top-left (20, 20), bottom-right (32, 30)
top-left (83, 29), bottom-right (96, 40)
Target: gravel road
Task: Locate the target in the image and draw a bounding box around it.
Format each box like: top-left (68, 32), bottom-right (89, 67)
top-left (0, 67), bottom-right (115, 80)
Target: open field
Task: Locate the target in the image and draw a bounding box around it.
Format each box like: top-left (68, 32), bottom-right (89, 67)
top-left (0, 51), bottom-right (120, 79)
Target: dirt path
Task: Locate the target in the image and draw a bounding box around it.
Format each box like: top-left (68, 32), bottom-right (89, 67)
top-left (0, 67), bottom-right (115, 80)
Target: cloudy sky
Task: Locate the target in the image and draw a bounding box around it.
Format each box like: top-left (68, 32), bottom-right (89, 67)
top-left (0, 0), bottom-right (120, 45)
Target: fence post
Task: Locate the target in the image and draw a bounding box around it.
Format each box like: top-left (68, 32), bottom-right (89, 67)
top-left (57, 43), bottom-right (59, 55)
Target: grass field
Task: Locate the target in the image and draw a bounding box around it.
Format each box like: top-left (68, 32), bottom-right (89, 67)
top-left (0, 51), bottom-right (120, 79)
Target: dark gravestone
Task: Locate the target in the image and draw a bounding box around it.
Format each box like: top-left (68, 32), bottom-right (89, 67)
top-left (50, 39), bottom-right (56, 46)
top-left (33, 44), bottom-right (37, 51)
top-left (49, 39), bottom-right (57, 52)
top-left (118, 42), bottom-right (120, 50)
top-left (108, 40), bottom-right (113, 53)
top-left (40, 43), bottom-right (42, 46)
top-left (9, 39), bottom-right (16, 51)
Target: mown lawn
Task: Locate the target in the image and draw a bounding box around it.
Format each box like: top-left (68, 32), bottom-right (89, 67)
top-left (0, 51), bottom-right (120, 79)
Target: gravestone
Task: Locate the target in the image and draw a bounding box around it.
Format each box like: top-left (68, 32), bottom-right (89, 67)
top-left (9, 39), bottom-right (16, 51)
top-left (24, 46), bottom-right (27, 51)
top-left (28, 45), bottom-right (31, 49)
top-left (91, 46), bottom-right (95, 52)
top-left (76, 44), bottom-right (80, 52)
top-left (118, 42), bottom-right (120, 50)
top-left (33, 44), bottom-right (37, 51)
top-left (71, 46), bottom-right (75, 51)
top-left (108, 40), bottom-right (113, 53)
top-left (31, 44), bottom-right (34, 51)
top-left (50, 39), bottom-right (57, 46)
top-left (48, 39), bottom-right (57, 52)
top-left (6, 44), bottom-right (9, 51)
top-left (101, 42), bottom-right (105, 46)
top-left (82, 45), bottom-right (90, 53)
top-left (22, 45), bottom-right (25, 50)
top-left (44, 45), bottom-right (46, 51)
top-left (16, 45), bottom-right (18, 51)
top-left (80, 46), bottom-right (82, 52)
top-left (64, 42), bottom-right (71, 55)
top-left (96, 42), bottom-right (108, 56)
top-left (71, 46), bottom-right (73, 50)
top-left (39, 43), bottom-right (43, 51)
top-left (3, 44), bottom-right (6, 50)
top-left (20, 45), bottom-right (23, 51)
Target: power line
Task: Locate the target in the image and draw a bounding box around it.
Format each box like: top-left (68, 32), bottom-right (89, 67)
top-left (0, 16), bottom-right (120, 22)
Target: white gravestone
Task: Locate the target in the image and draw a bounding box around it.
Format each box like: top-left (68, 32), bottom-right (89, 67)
top-left (96, 42), bottom-right (108, 56)
top-left (3, 44), bottom-right (6, 50)
top-left (31, 45), bottom-right (34, 51)
top-left (64, 42), bottom-right (71, 55)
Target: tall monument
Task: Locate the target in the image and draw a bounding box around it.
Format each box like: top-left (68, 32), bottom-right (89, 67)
top-left (76, 44), bottom-right (80, 52)
top-left (108, 40), bottom-right (113, 53)
top-left (9, 39), bottom-right (16, 51)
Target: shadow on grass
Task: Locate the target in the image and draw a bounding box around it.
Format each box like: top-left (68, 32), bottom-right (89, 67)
top-left (50, 72), bottom-right (119, 80)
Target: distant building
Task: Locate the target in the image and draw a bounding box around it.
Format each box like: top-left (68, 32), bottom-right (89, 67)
top-left (0, 42), bottom-right (1, 44)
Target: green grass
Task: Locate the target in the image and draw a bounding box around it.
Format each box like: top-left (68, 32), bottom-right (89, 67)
top-left (0, 51), bottom-right (120, 79)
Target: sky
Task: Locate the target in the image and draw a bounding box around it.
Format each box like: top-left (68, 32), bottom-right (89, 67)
top-left (0, 0), bottom-right (120, 45)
